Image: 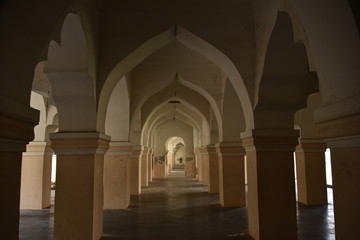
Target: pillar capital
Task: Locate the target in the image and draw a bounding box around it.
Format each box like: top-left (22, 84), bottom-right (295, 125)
top-left (131, 145), bottom-right (144, 155)
top-left (241, 129), bottom-right (299, 151)
top-left (215, 142), bottom-right (245, 156)
top-left (107, 141), bottom-right (133, 155)
top-left (326, 134), bottom-right (360, 148)
top-left (317, 113), bottom-right (360, 139)
top-left (296, 139), bottom-right (327, 153)
top-left (50, 132), bottom-right (110, 155)
top-left (202, 144), bottom-right (217, 154)
top-left (0, 110), bottom-right (39, 152)
top-left (23, 141), bottom-right (53, 156)
top-left (141, 147), bottom-right (150, 154)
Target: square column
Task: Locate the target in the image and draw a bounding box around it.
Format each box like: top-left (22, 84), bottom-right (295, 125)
top-left (0, 150), bottom-right (23, 240)
top-left (147, 148), bottom-right (153, 183)
top-left (216, 142), bottom-right (245, 207)
top-left (148, 148), bottom-right (153, 182)
top-left (242, 130), bottom-right (299, 240)
top-left (199, 147), bottom-right (209, 186)
top-left (130, 145), bottom-right (142, 195)
top-left (202, 144), bottom-right (219, 193)
top-left (295, 139), bottom-right (327, 205)
top-left (0, 110), bottom-right (38, 239)
top-left (185, 153), bottom-right (196, 178)
top-left (195, 148), bottom-right (203, 182)
top-left (153, 153), bottom-right (166, 178)
top-left (104, 141), bottom-right (132, 209)
top-left (327, 135), bottom-right (360, 240)
top-left (20, 142), bottom-right (53, 209)
top-left (50, 132), bottom-right (110, 240)
top-left (141, 147), bottom-right (149, 187)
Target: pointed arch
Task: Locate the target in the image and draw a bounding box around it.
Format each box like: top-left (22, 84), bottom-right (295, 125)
top-left (254, 11), bottom-right (310, 129)
top-left (97, 26), bottom-right (253, 132)
top-left (105, 76), bottom-right (130, 141)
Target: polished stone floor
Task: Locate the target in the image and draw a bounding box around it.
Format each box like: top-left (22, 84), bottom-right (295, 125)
top-left (20, 170), bottom-right (335, 240)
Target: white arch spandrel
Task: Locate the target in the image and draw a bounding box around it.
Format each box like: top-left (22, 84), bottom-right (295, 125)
top-left (105, 76), bottom-right (130, 141)
top-left (44, 13), bottom-right (96, 131)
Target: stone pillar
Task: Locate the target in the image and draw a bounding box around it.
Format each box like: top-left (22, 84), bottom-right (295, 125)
top-left (0, 109), bottom-right (38, 239)
top-left (148, 148), bottom-right (153, 183)
top-left (20, 142), bottom-right (53, 209)
top-left (195, 148), bottom-right (203, 182)
top-left (202, 144), bottom-right (219, 193)
top-left (199, 147), bottom-right (209, 186)
top-left (216, 142), bottom-right (245, 207)
top-left (104, 141), bottom-right (131, 209)
top-left (327, 135), bottom-right (360, 240)
top-left (141, 147), bottom-right (149, 187)
top-left (241, 130), bottom-right (298, 240)
top-left (50, 132), bottom-right (109, 240)
top-left (185, 153), bottom-right (196, 178)
top-left (153, 153), bottom-right (166, 178)
top-left (130, 145), bottom-right (142, 195)
top-left (295, 139), bottom-right (328, 205)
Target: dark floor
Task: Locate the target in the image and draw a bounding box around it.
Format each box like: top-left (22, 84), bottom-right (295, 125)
top-left (20, 171), bottom-right (335, 240)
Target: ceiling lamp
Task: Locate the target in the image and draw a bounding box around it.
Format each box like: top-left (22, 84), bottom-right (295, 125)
top-left (168, 91), bottom-right (181, 104)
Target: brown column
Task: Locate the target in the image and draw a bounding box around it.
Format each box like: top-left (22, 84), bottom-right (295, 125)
top-left (0, 110), bottom-right (38, 239)
top-left (185, 153), bottom-right (196, 178)
top-left (104, 141), bottom-right (131, 209)
top-left (327, 135), bottom-right (360, 240)
top-left (148, 148), bottom-right (153, 183)
top-left (50, 132), bottom-right (109, 240)
top-left (130, 145), bottom-right (142, 195)
top-left (20, 142), bottom-right (53, 209)
top-left (199, 147), bottom-right (209, 186)
top-left (295, 139), bottom-right (328, 205)
top-left (216, 142), bottom-right (245, 207)
top-left (242, 130), bottom-right (298, 240)
top-left (202, 144), bottom-right (219, 193)
top-left (195, 148), bottom-right (203, 182)
top-left (141, 147), bottom-right (149, 187)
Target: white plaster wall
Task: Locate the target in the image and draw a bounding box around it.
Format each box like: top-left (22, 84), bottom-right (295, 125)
top-left (105, 77), bottom-right (130, 141)
top-left (222, 80), bottom-right (246, 141)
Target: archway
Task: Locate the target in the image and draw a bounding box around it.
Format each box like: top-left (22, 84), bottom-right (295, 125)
top-left (166, 137), bottom-right (186, 175)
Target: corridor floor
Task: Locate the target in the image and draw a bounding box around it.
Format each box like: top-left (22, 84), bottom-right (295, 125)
top-left (20, 171), bottom-right (335, 240)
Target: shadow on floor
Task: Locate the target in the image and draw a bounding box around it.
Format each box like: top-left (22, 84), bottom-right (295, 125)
top-left (19, 177), bottom-right (335, 240)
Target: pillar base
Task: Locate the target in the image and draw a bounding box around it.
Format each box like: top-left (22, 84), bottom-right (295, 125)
top-left (202, 144), bottom-right (219, 193)
top-left (130, 145), bottom-right (142, 195)
top-left (242, 129), bottom-right (299, 240)
top-left (20, 142), bottom-right (53, 209)
top-left (104, 142), bottom-right (131, 209)
top-left (216, 142), bottom-right (245, 207)
top-left (185, 154), bottom-right (196, 178)
top-left (51, 132), bottom-right (109, 240)
top-left (0, 108), bottom-right (38, 239)
top-left (295, 139), bottom-right (327, 206)
top-left (141, 147), bottom-right (149, 187)
top-left (327, 135), bottom-right (360, 240)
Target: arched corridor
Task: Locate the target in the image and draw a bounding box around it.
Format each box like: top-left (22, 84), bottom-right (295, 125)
top-left (1, 1), bottom-right (359, 240)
